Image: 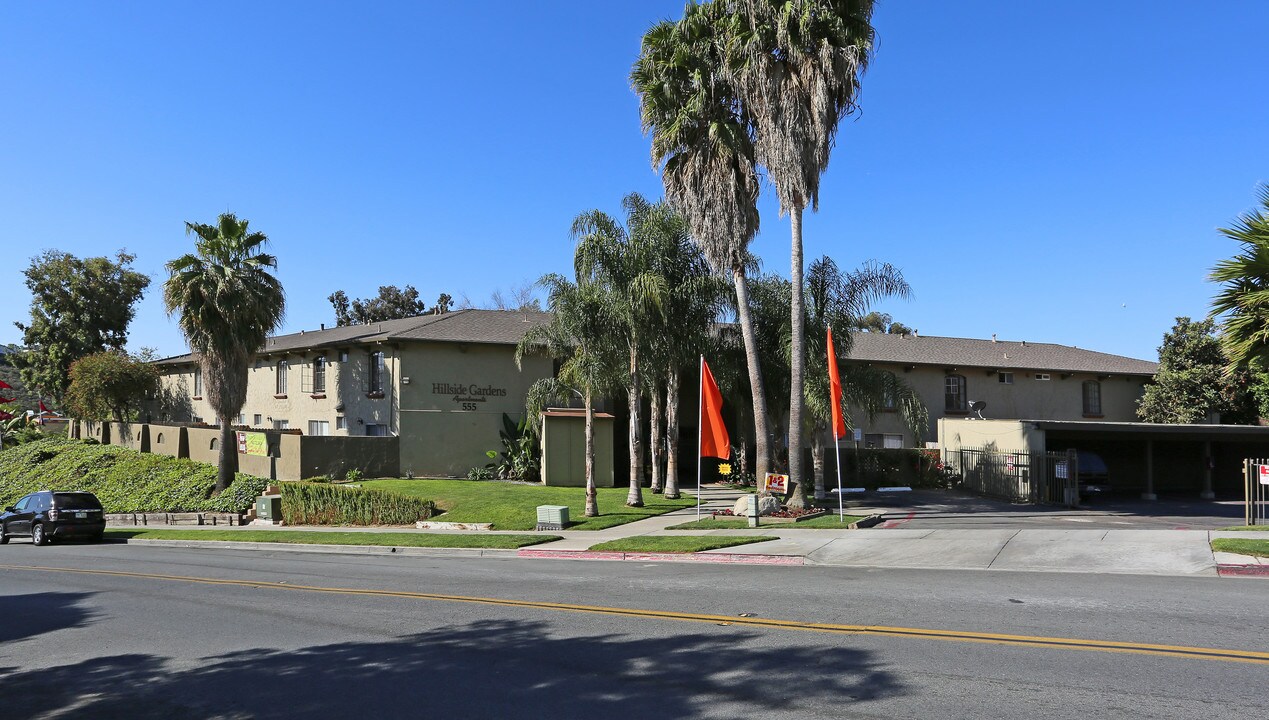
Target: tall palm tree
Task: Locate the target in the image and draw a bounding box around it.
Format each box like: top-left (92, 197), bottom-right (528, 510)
top-left (1211, 185), bottom-right (1269, 375)
top-left (730, 0), bottom-right (876, 495)
top-left (800, 257), bottom-right (925, 504)
top-left (633, 4), bottom-right (775, 483)
top-left (163, 213), bottom-right (285, 491)
top-left (573, 196), bottom-right (670, 507)
top-left (518, 274), bottom-right (622, 517)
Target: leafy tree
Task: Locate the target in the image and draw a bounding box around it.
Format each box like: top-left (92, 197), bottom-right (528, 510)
top-left (1137, 317), bottom-right (1254, 423)
top-left (729, 0), bottom-right (877, 494)
top-left (633, 4), bottom-right (775, 482)
top-left (328, 285), bottom-right (428, 326)
top-left (164, 213), bottom-right (286, 491)
top-left (432, 293), bottom-right (454, 314)
top-left (62, 351), bottom-right (159, 422)
top-left (855, 311), bottom-right (912, 335)
top-left (13, 250), bottom-right (150, 402)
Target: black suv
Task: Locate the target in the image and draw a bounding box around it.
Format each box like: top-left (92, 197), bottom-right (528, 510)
top-left (0, 491), bottom-right (106, 545)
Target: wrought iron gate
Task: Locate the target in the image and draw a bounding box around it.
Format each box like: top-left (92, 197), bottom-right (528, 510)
top-left (954, 447), bottom-right (1079, 507)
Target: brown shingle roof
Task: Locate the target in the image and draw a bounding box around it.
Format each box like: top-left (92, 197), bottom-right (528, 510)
top-left (845, 332), bottom-right (1157, 375)
top-left (154, 309), bottom-right (551, 365)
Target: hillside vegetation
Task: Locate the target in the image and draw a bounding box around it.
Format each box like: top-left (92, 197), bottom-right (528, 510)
top-left (0, 437), bottom-right (267, 513)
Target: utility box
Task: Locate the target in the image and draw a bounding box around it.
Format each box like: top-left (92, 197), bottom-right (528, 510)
top-left (536, 505), bottom-right (570, 531)
top-left (255, 495), bottom-right (282, 522)
top-left (540, 409), bottom-right (615, 487)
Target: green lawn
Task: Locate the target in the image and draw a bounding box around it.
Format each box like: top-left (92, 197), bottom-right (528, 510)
top-left (1211, 538), bottom-right (1269, 558)
top-left (104, 528), bottom-right (559, 549)
top-left (1217, 525), bottom-right (1269, 531)
top-left (667, 513), bottom-right (866, 530)
top-left (359, 479), bottom-right (694, 530)
top-left (588, 536), bottom-right (774, 553)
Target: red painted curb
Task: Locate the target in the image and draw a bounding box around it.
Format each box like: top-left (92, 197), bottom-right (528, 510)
top-left (1217, 564), bottom-right (1269, 577)
top-left (517, 549), bottom-right (803, 565)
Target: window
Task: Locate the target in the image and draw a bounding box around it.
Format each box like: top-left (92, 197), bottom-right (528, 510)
top-left (273, 419), bottom-right (289, 430)
top-left (312, 356), bottom-right (326, 393)
top-left (1083, 380), bottom-right (1102, 416)
top-left (944, 375), bottom-right (967, 412)
top-left (998, 372), bottom-right (1014, 385)
top-left (336, 416), bottom-right (347, 431)
top-left (156, 433), bottom-right (165, 445)
top-left (193, 367), bottom-right (202, 397)
top-left (1034, 373), bottom-right (1050, 381)
top-left (308, 420), bottom-right (330, 436)
top-left (365, 423), bottom-right (386, 437)
top-left (235, 413), bottom-right (245, 426)
top-left (863, 433), bottom-right (904, 449)
top-left (339, 350), bottom-right (349, 363)
top-left (192, 416), bottom-right (203, 424)
top-left (276, 361), bottom-right (288, 395)
top-left (253, 414), bottom-right (263, 426)
top-left (368, 351), bottom-right (385, 394)
top-left (210, 438), bottom-right (217, 450)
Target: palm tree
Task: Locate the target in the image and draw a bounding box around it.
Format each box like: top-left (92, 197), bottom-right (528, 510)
top-left (163, 213), bottom-right (285, 492)
top-left (518, 274), bottom-right (622, 517)
top-left (633, 4), bottom-right (775, 483)
top-left (800, 257), bottom-right (925, 504)
top-left (573, 196), bottom-right (671, 507)
top-left (1211, 185), bottom-right (1269, 375)
top-left (631, 197), bottom-right (727, 499)
top-left (730, 0), bottom-right (876, 496)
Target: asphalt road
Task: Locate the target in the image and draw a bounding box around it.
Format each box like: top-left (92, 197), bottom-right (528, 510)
top-left (2, 543), bottom-right (1266, 719)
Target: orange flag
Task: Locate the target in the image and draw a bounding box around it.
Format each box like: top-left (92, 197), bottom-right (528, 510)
top-left (828, 326), bottom-right (846, 439)
top-left (700, 358), bottom-right (730, 459)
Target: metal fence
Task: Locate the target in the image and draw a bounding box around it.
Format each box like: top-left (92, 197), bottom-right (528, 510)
top-left (953, 447), bottom-right (1079, 507)
top-left (1243, 458), bottom-right (1269, 526)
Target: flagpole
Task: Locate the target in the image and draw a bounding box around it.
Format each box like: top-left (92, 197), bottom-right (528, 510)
top-left (696, 355), bottom-right (705, 522)
top-left (835, 435), bottom-right (845, 522)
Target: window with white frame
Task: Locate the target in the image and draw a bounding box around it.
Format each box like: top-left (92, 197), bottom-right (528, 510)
top-left (273, 419), bottom-right (289, 430)
top-left (336, 416), bottom-right (347, 431)
top-left (276, 360), bottom-right (288, 395)
top-left (998, 372), bottom-right (1014, 385)
top-left (313, 356), bottom-right (326, 393)
top-left (944, 375), bottom-right (967, 412)
top-left (1034, 373), bottom-right (1050, 381)
top-left (308, 420), bottom-right (330, 436)
top-left (253, 413), bottom-right (263, 426)
top-left (863, 433), bottom-right (904, 449)
top-left (368, 351), bottom-right (385, 393)
top-left (193, 367), bottom-right (202, 397)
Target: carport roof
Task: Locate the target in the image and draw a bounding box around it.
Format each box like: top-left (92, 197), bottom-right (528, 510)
top-left (1026, 419), bottom-right (1269, 441)
top-left (847, 333), bottom-right (1158, 376)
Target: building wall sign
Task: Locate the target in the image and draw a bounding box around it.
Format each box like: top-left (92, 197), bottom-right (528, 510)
top-left (432, 382), bottom-right (508, 411)
top-left (237, 431), bottom-right (269, 456)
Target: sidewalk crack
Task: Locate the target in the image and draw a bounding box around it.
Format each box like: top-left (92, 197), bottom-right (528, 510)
top-left (986, 530), bottom-right (1021, 569)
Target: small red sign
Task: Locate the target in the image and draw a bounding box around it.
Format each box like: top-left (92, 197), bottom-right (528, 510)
top-left (1259, 464), bottom-right (1269, 486)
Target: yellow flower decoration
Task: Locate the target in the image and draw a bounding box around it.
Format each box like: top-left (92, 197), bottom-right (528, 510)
top-left (718, 463), bottom-right (732, 476)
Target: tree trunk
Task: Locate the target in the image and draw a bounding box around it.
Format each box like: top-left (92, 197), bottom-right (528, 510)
top-left (664, 364), bottom-right (682, 499)
top-left (812, 427), bottom-right (826, 500)
top-left (216, 417), bottom-right (236, 493)
top-left (731, 266), bottom-right (771, 484)
top-left (787, 206), bottom-right (809, 508)
top-left (626, 343), bottom-right (645, 507)
top-left (584, 387), bottom-right (598, 517)
top-left (649, 380), bottom-right (664, 494)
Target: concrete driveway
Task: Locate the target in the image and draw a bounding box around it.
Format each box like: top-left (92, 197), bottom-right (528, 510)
top-left (850, 489), bottom-right (1247, 530)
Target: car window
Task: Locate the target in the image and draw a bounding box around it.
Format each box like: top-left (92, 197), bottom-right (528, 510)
top-left (54, 493), bottom-right (102, 510)
top-left (13, 496), bottom-right (31, 511)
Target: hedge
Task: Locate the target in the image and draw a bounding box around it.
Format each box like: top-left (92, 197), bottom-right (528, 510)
top-left (0, 437), bottom-right (268, 513)
top-left (281, 482), bottom-right (436, 526)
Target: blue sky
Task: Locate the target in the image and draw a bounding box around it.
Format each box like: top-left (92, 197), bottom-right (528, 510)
top-left (2, 1), bottom-right (1266, 362)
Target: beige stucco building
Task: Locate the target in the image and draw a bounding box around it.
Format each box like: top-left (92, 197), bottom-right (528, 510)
top-left (839, 332), bottom-right (1158, 448)
top-left (153, 310), bottom-right (555, 478)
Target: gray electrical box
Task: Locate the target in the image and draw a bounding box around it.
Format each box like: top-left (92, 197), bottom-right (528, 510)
top-left (255, 495), bottom-right (282, 521)
top-left (536, 505), bottom-right (570, 530)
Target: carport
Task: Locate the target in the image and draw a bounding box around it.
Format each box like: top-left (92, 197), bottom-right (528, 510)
top-left (940, 419), bottom-right (1269, 501)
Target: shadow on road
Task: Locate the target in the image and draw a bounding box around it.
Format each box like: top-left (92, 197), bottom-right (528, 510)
top-left (0, 591), bottom-right (98, 644)
top-left (0, 618), bottom-right (903, 719)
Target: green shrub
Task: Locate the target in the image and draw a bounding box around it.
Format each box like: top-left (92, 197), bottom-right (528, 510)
top-left (344, 469), bottom-right (363, 482)
top-left (281, 482), bottom-right (436, 526)
top-left (467, 466), bottom-right (495, 481)
top-left (0, 437), bottom-right (265, 513)
top-left (306, 475), bottom-right (333, 483)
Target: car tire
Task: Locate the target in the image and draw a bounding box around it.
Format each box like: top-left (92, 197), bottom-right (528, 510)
top-left (92, 532), bottom-right (104, 544)
top-left (32, 523), bottom-right (48, 546)
top-left (0, 525), bottom-right (8, 544)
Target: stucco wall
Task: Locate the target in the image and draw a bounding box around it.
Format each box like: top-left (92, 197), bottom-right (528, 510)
top-left (298, 436), bottom-right (400, 479)
top-left (937, 418), bottom-right (1045, 454)
top-left (849, 364), bottom-right (1148, 448)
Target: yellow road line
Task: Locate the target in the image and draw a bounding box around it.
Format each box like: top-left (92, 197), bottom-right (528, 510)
top-left (5, 563), bottom-right (1267, 665)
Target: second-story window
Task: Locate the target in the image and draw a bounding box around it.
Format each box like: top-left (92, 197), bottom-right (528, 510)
top-left (193, 367), bottom-right (202, 397)
top-left (368, 351), bottom-right (385, 394)
top-left (313, 356), bottom-right (326, 393)
top-left (276, 360), bottom-right (288, 395)
top-left (1083, 380), bottom-right (1102, 416)
top-left (945, 374), bottom-right (966, 412)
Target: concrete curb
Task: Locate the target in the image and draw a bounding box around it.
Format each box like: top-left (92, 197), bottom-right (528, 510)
top-left (117, 538), bottom-right (520, 559)
top-left (1216, 564), bottom-right (1269, 577)
top-left (517, 548), bottom-right (803, 565)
